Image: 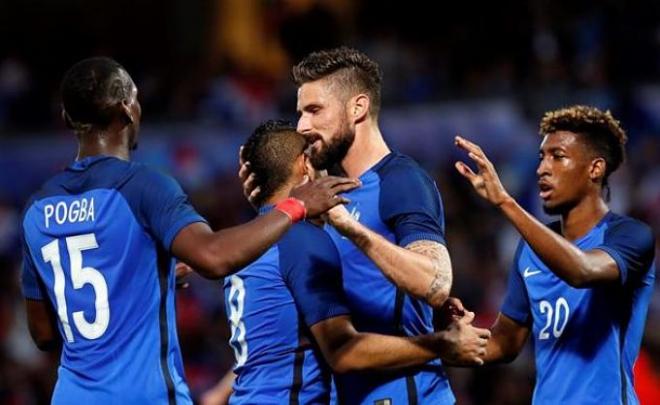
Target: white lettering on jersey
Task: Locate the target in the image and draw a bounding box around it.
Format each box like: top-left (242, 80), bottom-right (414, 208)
top-left (45, 198), bottom-right (95, 228)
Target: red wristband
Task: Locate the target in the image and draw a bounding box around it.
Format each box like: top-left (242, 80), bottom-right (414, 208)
top-left (275, 197), bottom-right (307, 223)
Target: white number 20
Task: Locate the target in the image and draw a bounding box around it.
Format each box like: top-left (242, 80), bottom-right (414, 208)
top-left (41, 233), bottom-right (109, 342)
top-left (538, 297), bottom-right (570, 340)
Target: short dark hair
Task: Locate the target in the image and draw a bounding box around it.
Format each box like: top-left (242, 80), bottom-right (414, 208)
top-left (60, 57), bottom-right (134, 132)
top-left (243, 120), bottom-right (307, 207)
top-left (540, 105), bottom-right (627, 187)
top-left (292, 47), bottom-right (383, 117)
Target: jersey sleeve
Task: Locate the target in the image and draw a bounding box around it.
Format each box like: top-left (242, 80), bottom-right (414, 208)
top-left (21, 234), bottom-right (45, 300)
top-left (279, 224), bottom-right (351, 327)
top-left (593, 218), bottom-right (655, 285)
top-left (137, 168), bottom-right (207, 251)
top-left (500, 240), bottom-right (531, 325)
top-left (378, 160), bottom-right (446, 247)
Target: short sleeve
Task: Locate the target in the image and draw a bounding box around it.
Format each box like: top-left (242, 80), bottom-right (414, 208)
top-left (500, 241), bottom-right (531, 325)
top-left (593, 218), bottom-right (655, 285)
top-left (378, 158), bottom-right (446, 247)
top-left (279, 223), bottom-right (351, 327)
top-left (138, 169), bottom-right (207, 250)
top-left (21, 235), bottom-right (45, 300)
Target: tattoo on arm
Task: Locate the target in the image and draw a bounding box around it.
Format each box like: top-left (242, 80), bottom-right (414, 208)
top-left (407, 240), bottom-right (452, 304)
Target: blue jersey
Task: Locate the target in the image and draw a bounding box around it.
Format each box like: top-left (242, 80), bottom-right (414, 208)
top-left (502, 212), bottom-right (656, 405)
top-left (21, 156), bottom-right (205, 405)
top-left (325, 152), bottom-right (454, 405)
top-left (223, 207), bottom-right (350, 405)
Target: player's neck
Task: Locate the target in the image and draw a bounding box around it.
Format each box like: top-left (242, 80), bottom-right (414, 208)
top-left (267, 179), bottom-right (301, 207)
top-left (341, 121), bottom-right (390, 178)
top-left (560, 194), bottom-right (609, 241)
top-left (76, 130), bottom-right (130, 161)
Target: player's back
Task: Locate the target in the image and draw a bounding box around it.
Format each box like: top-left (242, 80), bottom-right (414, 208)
top-left (224, 209), bottom-right (349, 405)
top-left (21, 156), bottom-right (200, 405)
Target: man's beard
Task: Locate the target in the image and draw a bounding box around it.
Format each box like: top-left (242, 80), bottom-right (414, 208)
top-left (309, 122), bottom-right (355, 171)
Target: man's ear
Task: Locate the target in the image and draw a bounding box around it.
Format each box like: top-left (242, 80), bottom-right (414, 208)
top-left (349, 93), bottom-right (370, 124)
top-left (120, 99), bottom-right (135, 126)
top-left (590, 157), bottom-right (606, 183)
top-left (62, 108), bottom-right (74, 129)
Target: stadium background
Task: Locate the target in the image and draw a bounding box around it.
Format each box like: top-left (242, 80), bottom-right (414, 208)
top-left (0, 0), bottom-right (658, 403)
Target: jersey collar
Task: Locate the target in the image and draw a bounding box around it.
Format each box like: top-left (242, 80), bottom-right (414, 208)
top-left (67, 155), bottom-right (117, 172)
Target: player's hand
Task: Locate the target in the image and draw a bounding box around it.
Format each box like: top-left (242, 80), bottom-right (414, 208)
top-left (324, 203), bottom-right (354, 231)
top-left (438, 310), bottom-right (491, 366)
top-left (175, 262), bottom-right (194, 289)
top-left (290, 176), bottom-right (361, 218)
top-left (454, 136), bottom-right (512, 207)
top-left (238, 146), bottom-right (260, 208)
top-left (435, 297), bottom-right (467, 330)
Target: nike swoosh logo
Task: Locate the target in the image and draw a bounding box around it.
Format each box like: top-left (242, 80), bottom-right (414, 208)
top-left (523, 267), bottom-right (542, 278)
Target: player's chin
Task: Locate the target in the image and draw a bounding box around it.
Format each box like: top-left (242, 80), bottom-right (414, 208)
top-left (309, 152), bottom-right (333, 171)
top-left (542, 199), bottom-right (568, 216)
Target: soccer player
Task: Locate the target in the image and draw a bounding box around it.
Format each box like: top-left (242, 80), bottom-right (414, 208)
top-left (242, 47), bottom-right (462, 404)
top-left (454, 105), bottom-right (656, 404)
top-left (223, 120), bottom-right (489, 405)
top-left (20, 57), bottom-right (358, 405)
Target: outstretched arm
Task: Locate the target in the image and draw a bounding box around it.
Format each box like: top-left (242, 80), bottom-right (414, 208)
top-left (482, 313), bottom-right (530, 364)
top-left (454, 136), bottom-right (620, 287)
top-left (310, 313), bottom-right (490, 373)
top-left (172, 176), bottom-right (360, 279)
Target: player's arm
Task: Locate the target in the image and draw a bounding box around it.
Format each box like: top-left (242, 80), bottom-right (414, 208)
top-left (146, 171), bottom-right (358, 279)
top-left (200, 370), bottom-right (235, 405)
top-left (455, 136), bottom-right (620, 287)
top-left (25, 299), bottom-right (61, 351)
top-left (482, 313), bottom-right (530, 364)
top-left (311, 313), bottom-right (489, 373)
top-left (327, 207), bottom-right (452, 308)
top-left (283, 227), bottom-right (487, 371)
top-left (475, 243), bottom-right (531, 365)
top-left (21, 242), bottom-right (61, 351)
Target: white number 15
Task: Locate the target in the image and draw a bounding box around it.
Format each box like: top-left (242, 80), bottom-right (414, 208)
top-left (41, 233), bottom-right (109, 342)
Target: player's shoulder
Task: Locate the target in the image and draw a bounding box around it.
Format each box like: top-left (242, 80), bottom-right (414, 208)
top-left (604, 211), bottom-right (653, 233)
top-left (279, 221), bottom-right (339, 264)
top-left (23, 172), bottom-right (69, 210)
top-left (512, 237), bottom-right (530, 266)
top-left (114, 161), bottom-right (186, 206)
top-left (603, 212), bottom-right (655, 248)
top-left (374, 151), bottom-right (440, 201)
top-left (374, 151), bottom-right (432, 182)
top-left (282, 221), bottom-right (336, 251)
top-left (121, 161), bottom-right (175, 187)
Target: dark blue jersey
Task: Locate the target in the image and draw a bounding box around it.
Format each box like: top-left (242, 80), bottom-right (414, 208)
top-left (224, 206), bottom-right (350, 404)
top-left (325, 152), bottom-right (454, 404)
top-left (21, 156), bottom-right (205, 405)
top-left (502, 212), bottom-right (656, 404)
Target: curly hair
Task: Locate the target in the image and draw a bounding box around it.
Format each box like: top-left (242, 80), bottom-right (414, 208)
top-left (292, 47), bottom-right (383, 117)
top-left (61, 57), bottom-right (134, 132)
top-left (242, 120), bottom-right (307, 207)
top-left (539, 105), bottom-right (627, 187)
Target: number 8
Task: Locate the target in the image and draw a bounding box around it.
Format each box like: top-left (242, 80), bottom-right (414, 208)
top-left (228, 275), bottom-right (249, 366)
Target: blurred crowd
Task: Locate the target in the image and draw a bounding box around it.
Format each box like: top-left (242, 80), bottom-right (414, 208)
top-left (0, 0), bottom-right (659, 404)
